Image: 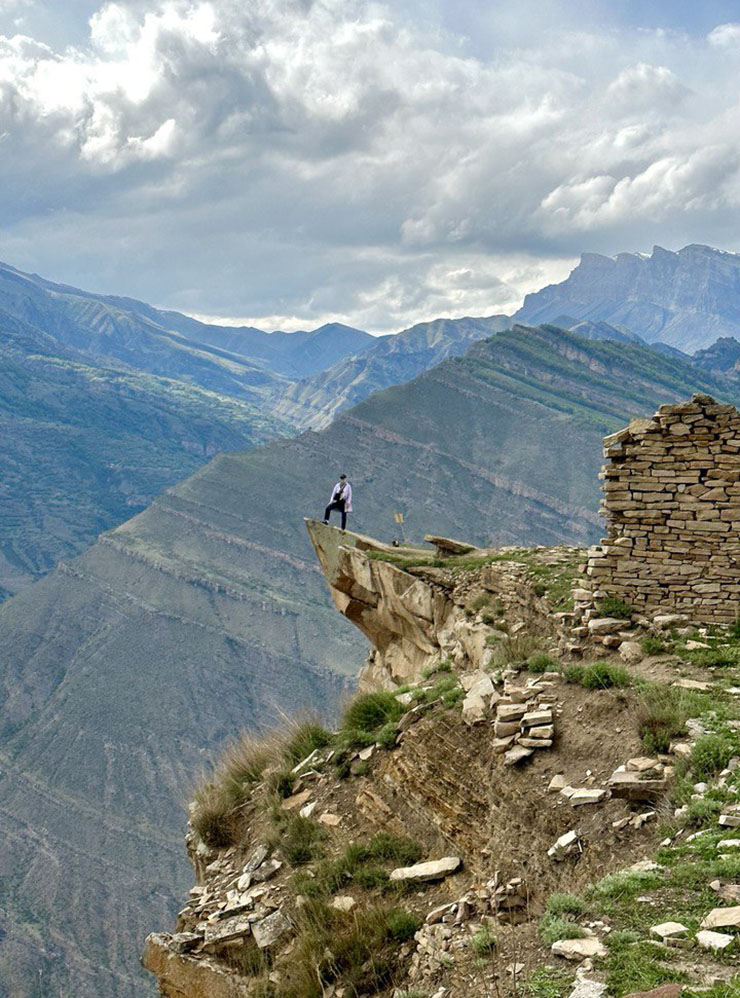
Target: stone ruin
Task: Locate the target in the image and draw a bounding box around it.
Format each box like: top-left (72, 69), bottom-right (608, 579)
top-left (583, 393), bottom-right (740, 625)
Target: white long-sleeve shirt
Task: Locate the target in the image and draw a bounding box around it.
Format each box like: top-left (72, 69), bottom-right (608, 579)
top-left (330, 481), bottom-right (353, 512)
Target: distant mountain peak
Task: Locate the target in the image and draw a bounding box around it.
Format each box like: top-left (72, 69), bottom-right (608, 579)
top-left (516, 242), bottom-right (740, 353)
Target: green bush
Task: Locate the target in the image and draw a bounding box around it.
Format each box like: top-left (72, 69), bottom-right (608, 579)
top-left (563, 662), bottom-right (631, 689)
top-left (596, 597), bottom-right (633, 619)
top-left (636, 685), bottom-right (689, 754)
top-left (688, 647), bottom-right (738, 669)
top-left (340, 692), bottom-right (405, 748)
top-left (684, 797), bottom-right (723, 828)
top-left (691, 734), bottom-right (735, 780)
top-left (385, 909), bottom-right (421, 942)
top-left (539, 914), bottom-right (587, 946)
top-left (642, 635), bottom-right (669, 656)
top-left (471, 924), bottom-right (497, 954)
top-left (545, 892), bottom-right (586, 918)
top-left (525, 967), bottom-right (572, 998)
top-left (528, 653), bottom-right (556, 673)
top-left (366, 833), bottom-right (423, 865)
top-left (282, 721), bottom-right (333, 768)
top-left (276, 815), bottom-right (327, 866)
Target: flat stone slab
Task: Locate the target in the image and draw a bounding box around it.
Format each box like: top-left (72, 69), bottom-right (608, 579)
top-left (672, 678), bottom-right (711, 691)
top-left (390, 856), bottom-right (462, 883)
top-left (548, 829), bottom-right (581, 861)
top-left (649, 921), bottom-right (687, 940)
top-left (551, 936), bottom-right (607, 960)
top-left (570, 788), bottom-right (609, 806)
top-left (626, 757), bottom-right (661, 772)
top-left (608, 771), bottom-right (666, 801)
top-left (701, 904), bottom-right (740, 929)
top-left (696, 929), bottom-right (734, 951)
top-left (504, 745), bottom-right (534, 766)
top-left (588, 617), bottom-right (627, 635)
top-left (497, 704), bottom-right (527, 722)
top-left (521, 709), bottom-right (553, 727)
top-left (203, 914), bottom-right (252, 947)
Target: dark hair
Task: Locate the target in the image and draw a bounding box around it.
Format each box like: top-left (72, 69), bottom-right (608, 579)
top-left (339, 474), bottom-right (347, 479)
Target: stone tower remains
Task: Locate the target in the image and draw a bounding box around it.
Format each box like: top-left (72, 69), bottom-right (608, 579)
top-left (584, 393), bottom-right (740, 625)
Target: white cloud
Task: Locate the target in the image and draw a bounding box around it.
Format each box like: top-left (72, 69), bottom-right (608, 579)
top-left (1, 2), bottom-right (740, 331)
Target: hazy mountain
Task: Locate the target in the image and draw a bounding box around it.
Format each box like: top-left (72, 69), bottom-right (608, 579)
top-left (273, 314), bottom-right (510, 429)
top-left (0, 323), bottom-right (731, 997)
top-left (516, 243), bottom-right (740, 353)
top-left (692, 336), bottom-right (740, 376)
top-left (0, 308), bottom-right (285, 599)
top-left (0, 262), bottom-right (373, 394)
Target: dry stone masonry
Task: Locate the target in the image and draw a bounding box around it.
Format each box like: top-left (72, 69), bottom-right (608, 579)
top-left (583, 394), bottom-right (740, 625)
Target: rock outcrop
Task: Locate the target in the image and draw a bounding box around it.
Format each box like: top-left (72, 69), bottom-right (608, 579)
top-left (305, 519), bottom-right (563, 687)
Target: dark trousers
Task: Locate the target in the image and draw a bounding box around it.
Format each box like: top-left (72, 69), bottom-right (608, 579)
top-left (324, 500), bottom-right (347, 529)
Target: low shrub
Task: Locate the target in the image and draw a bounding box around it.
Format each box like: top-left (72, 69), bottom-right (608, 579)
top-left (539, 914), bottom-right (587, 946)
top-left (340, 691), bottom-right (405, 749)
top-left (637, 685), bottom-right (689, 754)
top-left (691, 734), bottom-right (736, 780)
top-left (282, 721), bottom-right (333, 769)
top-left (642, 635), bottom-right (669, 656)
top-left (191, 733), bottom-right (280, 847)
top-left (421, 658), bottom-right (452, 679)
top-left (275, 901), bottom-right (419, 998)
top-left (596, 597), bottom-right (633, 619)
top-left (528, 652), bottom-right (556, 673)
top-left (471, 924), bottom-right (497, 954)
top-left (562, 662), bottom-right (630, 690)
top-left (684, 797), bottom-right (723, 828)
top-left (525, 967), bottom-right (573, 998)
top-left (545, 892), bottom-right (586, 918)
top-left (276, 814), bottom-right (327, 866)
top-left (688, 647), bottom-right (738, 669)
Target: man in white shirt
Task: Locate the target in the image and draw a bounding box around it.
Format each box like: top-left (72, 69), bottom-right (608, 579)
top-left (323, 474), bottom-right (353, 530)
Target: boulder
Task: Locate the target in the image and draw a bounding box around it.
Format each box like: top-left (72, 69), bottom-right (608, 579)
top-left (568, 978), bottom-right (608, 998)
top-left (331, 896), bottom-right (356, 912)
top-left (700, 904), bottom-right (740, 929)
top-left (462, 676), bottom-right (495, 725)
top-left (390, 857), bottom-right (462, 883)
top-left (624, 987), bottom-right (683, 998)
top-left (551, 935), bottom-right (607, 960)
top-left (619, 640), bottom-right (643, 664)
top-left (252, 909), bottom-right (293, 949)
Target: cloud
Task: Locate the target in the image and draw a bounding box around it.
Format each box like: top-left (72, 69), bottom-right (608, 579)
top-left (1, 2), bottom-right (740, 331)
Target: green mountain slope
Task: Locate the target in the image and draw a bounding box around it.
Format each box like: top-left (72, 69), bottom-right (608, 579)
top-left (0, 311), bottom-right (284, 598)
top-left (0, 324), bottom-right (734, 997)
top-left (273, 315), bottom-right (510, 429)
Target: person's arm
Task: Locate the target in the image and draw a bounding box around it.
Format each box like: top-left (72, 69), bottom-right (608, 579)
top-left (345, 483), bottom-right (352, 505)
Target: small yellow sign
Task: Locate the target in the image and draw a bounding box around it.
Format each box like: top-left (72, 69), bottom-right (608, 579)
top-left (394, 512), bottom-right (404, 524)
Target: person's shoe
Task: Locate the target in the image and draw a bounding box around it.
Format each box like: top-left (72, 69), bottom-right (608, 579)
top-left (323, 519), bottom-right (329, 524)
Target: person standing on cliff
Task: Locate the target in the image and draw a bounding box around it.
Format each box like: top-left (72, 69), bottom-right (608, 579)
top-left (323, 474), bottom-right (352, 530)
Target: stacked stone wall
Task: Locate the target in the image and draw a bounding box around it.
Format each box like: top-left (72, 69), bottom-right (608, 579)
top-left (585, 392), bottom-right (740, 625)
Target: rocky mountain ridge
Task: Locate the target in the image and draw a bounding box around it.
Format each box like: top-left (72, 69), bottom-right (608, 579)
top-left (144, 518), bottom-right (740, 998)
top-left (516, 244), bottom-right (740, 353)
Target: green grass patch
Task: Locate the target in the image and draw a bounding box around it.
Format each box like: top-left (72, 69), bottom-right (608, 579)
top-left (596, 597), bottom-right (633, 619)
top-left (525, 967), bottom-right (573, 998)
top-left (539, 914), bottom-right (587, 946)
top-left (340, 691), bottom-right (405, 749)
top-left (635, 683), bottom-right (704, 754)
top-left (642, 635), bottom-right (671, 656)
top-left (691, 733), bottom-right (737, 780)
top-left (271, 813), bottom-right (327, 866)
top-left (471, 924), bottom-right (497, 955)
top-left (545, 892), bottom-right (586, 918)
top-left (528, 652), bottom-right (556, 673)
top-left (562, 662), bottom-right (631, 689)
top-left (603, 937), bottom-right (686, 997)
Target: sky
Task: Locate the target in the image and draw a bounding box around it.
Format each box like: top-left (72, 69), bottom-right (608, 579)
top-left (2, 2), bottom-right (740, 332)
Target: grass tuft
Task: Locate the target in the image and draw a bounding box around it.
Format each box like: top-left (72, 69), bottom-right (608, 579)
top-left (596, 597), bottom-right (633, 619)
top-left (562, 662), bottom-right (630, 690)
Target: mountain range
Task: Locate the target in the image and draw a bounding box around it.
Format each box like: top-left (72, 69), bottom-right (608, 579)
top-left (515, 243), bottom-right (740, 353)
top-left (0, 321), bottom-right (734, 996)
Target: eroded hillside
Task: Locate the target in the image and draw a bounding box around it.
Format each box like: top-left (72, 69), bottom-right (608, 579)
top-left (145, 522), bottom-right (740, 998)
